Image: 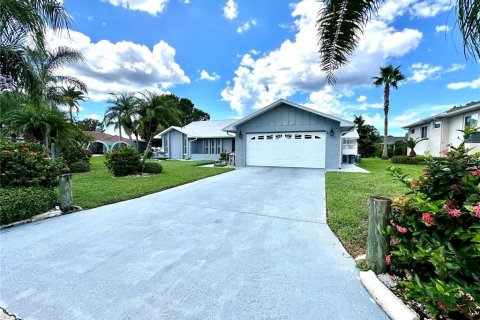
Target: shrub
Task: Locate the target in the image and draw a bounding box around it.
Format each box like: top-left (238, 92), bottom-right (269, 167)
top-left (0, 187), bottom-right (58, 225)
top-left (386, 128), bottom-right (480, 318)
top-left (60, 144), bottom-right (92, 166)
top-left (105, 147), bottom-right (141, 176)
top-left (142, 162), bottom-right (163, 174)
top-left (214, 161), bottom-right (227, 167)
top-left (70, 161), bottom-right (90, 173)
top-left (376, 146), bottom-right (393, 158)
top-left (146, 149), bottom-right (153, 159)
top-left (391, 155), bottom-right (420, 164)
top-left (0, 139), bottom-right (64, 188)
top-left (219, 152), bottom-right (227, 161)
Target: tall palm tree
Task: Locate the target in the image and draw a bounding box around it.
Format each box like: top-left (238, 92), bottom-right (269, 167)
top-left (317, 1), bottom-right (480, 84)
top-left (0, 0), bottom-right (71, 91)
top-left (59, 86), bottom-right (87, 122)
top-left (137, 91), bottom-right (182, 168)
top-left (104, 92), bottom-right (137, 141)
top-left (372, 65), bottom-right (405, 160)
top-left (26, 46), bottom-right (86, 102)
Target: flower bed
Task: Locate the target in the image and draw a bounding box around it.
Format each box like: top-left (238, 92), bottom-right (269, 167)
top-left (385, 128), bottom-right (480, 319)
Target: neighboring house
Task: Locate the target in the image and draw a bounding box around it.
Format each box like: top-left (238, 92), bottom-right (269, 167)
top-left (342, 129), bottom-right (359, 163)
top-left (156, 119), bottom-right (236, 161)
top-left (84, 131), bottom-right (136, 154)
top-left (403, 101), bottom-right (480, 156)
top-left (379, 136), bottom-right (405, 147)
top-left (160, 99), bottom-right (356, 168)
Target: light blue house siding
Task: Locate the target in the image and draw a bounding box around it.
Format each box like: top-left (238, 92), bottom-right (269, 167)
top-left (234, 103), bottom-right (342, 169)
top-left (163, 130), bottom-right (234, 160)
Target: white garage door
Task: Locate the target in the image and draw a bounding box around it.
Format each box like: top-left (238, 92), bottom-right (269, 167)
top-left (246, 132), bottom-right (326, 168)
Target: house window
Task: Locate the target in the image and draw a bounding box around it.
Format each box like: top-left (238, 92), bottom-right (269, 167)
top-left (216, 139), bottom-right (221, 153)
top-left (275, 134), bottom-right (282, 139)
top-left (421, 126), bottom-right (428, 138)
top-left (266, 135), bottom-right (273, 140)
top-left (304, 134), bottom-right (312, 139)
top-left (285, 134), bottom-right (292, 139)
top-left (210, 139), bottom-right (215, 154)
top-left (410, 129), bottom-right (415, 134)
top-left (294, 134), bottom-right (302, 139)
top-left (183, 137), bottom-right (187, 155)
top-left (204, 139), bottom-right (209, 154)
top-left (433, 121), bottom-right (441, 129)
top-left (465, 114), bottom-right (479, 128)
top-left (258, 135), bottom-right (264, 140)
top-left (164, 135), bottom-right (169, 153)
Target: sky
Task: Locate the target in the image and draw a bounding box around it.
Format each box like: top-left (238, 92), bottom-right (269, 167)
top-left (54, 0), bottom-right (480, 136)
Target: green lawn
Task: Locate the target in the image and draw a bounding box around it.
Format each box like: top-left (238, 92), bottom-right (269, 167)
top-left (326, 158), bottom-right (424, 257)
top-left (71, 157), bottom-right (233, 209)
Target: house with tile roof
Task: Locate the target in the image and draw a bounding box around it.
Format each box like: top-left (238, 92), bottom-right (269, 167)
top-left (84, 131), bottom-right (137, 154)
top-left (403, 101), bottom-right (480, 156)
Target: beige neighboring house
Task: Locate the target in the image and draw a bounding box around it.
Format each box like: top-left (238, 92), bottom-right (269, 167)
top-left (403, 101), bottom-right (480, 156)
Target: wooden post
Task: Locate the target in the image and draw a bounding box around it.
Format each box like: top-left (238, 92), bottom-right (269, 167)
top-left (366, 196), bottom-right (391, 274)
top-left (59, 174), bottom-right (73, 212)
top-left (50, 142), bottom-right (56, 160)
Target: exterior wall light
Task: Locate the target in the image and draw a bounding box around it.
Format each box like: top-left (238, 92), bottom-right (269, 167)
top-left (238, 130), bottom-right (243, 139)
top-left (329, 127), bottom-right (334, 136)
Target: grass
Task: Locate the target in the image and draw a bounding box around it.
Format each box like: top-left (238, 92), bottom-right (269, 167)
top-left (326, 158), bottom-right (424, 257)
top-left (71, 157), bottom-right (233, 209)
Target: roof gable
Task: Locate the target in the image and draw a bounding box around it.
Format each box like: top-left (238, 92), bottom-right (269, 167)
top-left (223, 99), bottom-right (354, 131)
top-left (156, 119), bottom-right (236, 139)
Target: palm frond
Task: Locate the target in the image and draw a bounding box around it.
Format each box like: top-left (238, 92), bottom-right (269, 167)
top-left (457, 0), bottom-right (480, 59)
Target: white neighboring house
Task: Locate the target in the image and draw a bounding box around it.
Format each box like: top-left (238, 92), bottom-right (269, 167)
top-left (403, 101), bottom-right (480, 156)
top-left (342, 128), bottom-right (359, 163)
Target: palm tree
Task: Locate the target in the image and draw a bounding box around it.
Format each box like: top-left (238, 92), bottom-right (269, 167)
top-left (372, 65), bottom-right (405, 160)
top-left (104, 92), bottom-right (138, 142)
top-left (26, 46), bottom-right (86, 102)
top-left (137, 92), bottom-right (182, 168)
top-left (0, 0), bottom-right (71, 91)
top-left (59, 86), bottom-right (87, 122)
top-left (317, 1), bottom-right (480, 84)
top-left (405, 137), bottom-right (427, 157)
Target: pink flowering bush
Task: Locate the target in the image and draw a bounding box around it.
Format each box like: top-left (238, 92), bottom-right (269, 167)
top-left (387, 127), bottom-right (480, 319)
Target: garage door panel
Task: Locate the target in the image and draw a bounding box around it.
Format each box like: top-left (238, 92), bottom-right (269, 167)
top-left (246, 132), bottom-right (326, 168)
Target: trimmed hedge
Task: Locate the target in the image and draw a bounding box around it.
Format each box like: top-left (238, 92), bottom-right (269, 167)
top-left (105, 147), bottom-right (141, 176)
top-left (60, 145), bottom-right (92, 166)
top-left (391, 155), bottom-right (421, 164)
top-left (0, 187), bottom-right (58, 225)
top-left (70, 161), bottom-right (90, 173)
top-left (142, 162), bottom-right (163, 174)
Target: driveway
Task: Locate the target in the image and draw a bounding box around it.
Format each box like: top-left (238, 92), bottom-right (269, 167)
top-left (0, 167), bottom-right (386, 319)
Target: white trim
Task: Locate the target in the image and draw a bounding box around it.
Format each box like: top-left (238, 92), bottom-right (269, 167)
top-left (223, 99), bottom-right (354, 132)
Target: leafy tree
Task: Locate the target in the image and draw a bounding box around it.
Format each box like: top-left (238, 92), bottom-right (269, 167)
top-left (104, 92), bottom-right (137, 142)
top-left (137, 92), bottom-right (182, 167)
top-left (353, 115), bottom-right (380, 157)
top-left (77, 118), bottom-right (104, 132)
top-left (59, 86), bottom-right (87, 122)
top-left (177, 97), bottom-right (210, 126)
top-left (1, 0), bottom-right (71, 92)
top-left (372, 65), bottom-right (406, 160)
top-left (317, 1), bottom-right (480, 84)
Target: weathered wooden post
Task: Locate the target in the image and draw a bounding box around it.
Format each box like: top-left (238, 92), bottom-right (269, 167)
top-left (366, 196), bottom-right (391, 274)
top-left (59, 174), bottom-right (73, 212)
top-left (50, 142), bottom-right (56, 160)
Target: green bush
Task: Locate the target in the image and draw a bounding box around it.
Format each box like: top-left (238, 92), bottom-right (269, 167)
top-left (105, 147), bottom-right (141, 176)
top-left (142, 162), bottom-right (163, 174)
top-left (60, 144), bottom-right (92, 166)
top-left (0, 139), bottom-right (64, 188)
top-left (0, 187), bottom-right (58, 225)
top-left (391, 155), bottom-right (420, 164)
top-left (376, 146), bottom-right (393, 158)
top-left (70, 161), bottom-right (90, 173)
top-left (214, 161), bottom-right (227, 167)
top-left (387, 127), bottom-right (480, 318)
top-left (219, 152), bottom-right (227, 161)
top-left (146, 149), bottom-right (153, 159)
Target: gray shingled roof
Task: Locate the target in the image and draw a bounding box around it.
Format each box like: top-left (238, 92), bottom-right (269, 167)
top-left (156, 119), bottom-right (236, 139)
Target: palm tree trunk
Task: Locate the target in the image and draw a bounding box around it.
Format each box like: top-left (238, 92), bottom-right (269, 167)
top-left (381, 84), bottom-right (390, 160)
top-left (141, 135), bottom-right (153, 170)
top-left (135, 133), bottom-right (139, 152)
top-left (69, 108), bottom-right (74, 123)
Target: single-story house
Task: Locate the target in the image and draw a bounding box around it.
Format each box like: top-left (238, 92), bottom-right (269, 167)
top-left (159, 99), bottom-right (356, 169)
top-left (84, 131), bottom-right (136, 154)
top-left (155, 119), bottom-right (236, 161)
top-left (403, 101), bottom-right (480, 156)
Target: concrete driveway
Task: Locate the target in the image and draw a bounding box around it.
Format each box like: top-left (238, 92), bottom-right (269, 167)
top-left (0, 167), bottom-right (386, 319)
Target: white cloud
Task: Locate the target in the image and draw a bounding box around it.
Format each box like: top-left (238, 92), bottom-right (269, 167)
top-left (45, 30), bottom-right (190, 101)
top-left (60, 105), bottom-right (85, 112)
top-left (101, 0), bottom-right (169, 15)
top-left (435, 25), bottom-right (449, 32)
top-left (85, 113), bottom-right (100, 120)
top-left (357, 95), bottom-right (367, 102)
top-left (237, 19), bottom-right (256, 33)
top-left (447, 77), bottom-right (480, 90)
top-left (409, 63), bottom-right (443, 82)
top-left (199, 70), bottom-right (220, 81)
top-left (223, 0), bottom-right (238, 20)
top-left (378, 0), bottom-right (452, 22)
top-left (409, 62), bottom-right (466, 82)
top-left (221, 0), bottom-right (422, 116)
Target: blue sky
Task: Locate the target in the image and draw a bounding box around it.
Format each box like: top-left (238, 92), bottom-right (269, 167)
top-left (56, 0), bottom-right (479, 135)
